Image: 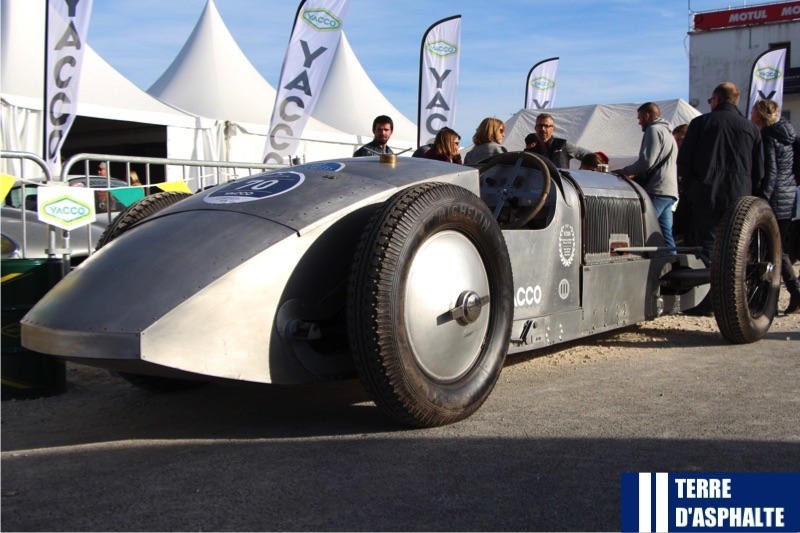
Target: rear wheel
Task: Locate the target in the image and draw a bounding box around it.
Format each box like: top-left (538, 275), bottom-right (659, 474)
top-left (711, 196), bottom-right (781, 344)
top-left (348, 183), bottom-right (513, 427)
top-left (96, 191), bottom-right (204, 392)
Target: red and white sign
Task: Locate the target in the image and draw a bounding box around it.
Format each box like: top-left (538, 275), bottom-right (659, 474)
top-left (693, 1), bottom-right (800, 31)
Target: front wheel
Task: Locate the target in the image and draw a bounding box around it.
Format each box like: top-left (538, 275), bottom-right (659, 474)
top-left (348, 183), bottom-right (514, 427)
top-left (711, 196), bottom-right (781, 344)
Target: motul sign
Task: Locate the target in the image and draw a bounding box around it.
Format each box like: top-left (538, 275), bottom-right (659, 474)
top-left (693, 1), bottom-right (800, 31)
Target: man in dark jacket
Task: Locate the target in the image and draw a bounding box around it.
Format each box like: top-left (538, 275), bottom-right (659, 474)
top-left (532, 113), bottom-right (591, 168)
top-left (677, 82), bottom-right (764, 259)
top-left (354, 115), bottom-right (394, 157)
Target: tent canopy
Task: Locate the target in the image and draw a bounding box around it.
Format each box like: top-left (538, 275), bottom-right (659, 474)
top-left (312, 33), bottom-right (418, 144)
top-left (147, 0), bottom-right (345, 136)
top-left (502, 99), bottom-right (701, 168)
top-left (1, 0), bottom-right (206, 128)
top-left (1, 0), bottom-right (220, 178)
top-left (147, 0), bottom-right (417, 148)
top-left (147, 0), bottom-right (277, 126)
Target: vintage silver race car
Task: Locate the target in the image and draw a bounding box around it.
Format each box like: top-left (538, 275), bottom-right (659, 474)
top-left (21, 152), bottom-right (782, 427)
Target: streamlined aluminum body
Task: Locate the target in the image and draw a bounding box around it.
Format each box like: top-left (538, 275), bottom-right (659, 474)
top-left (22, 156), bottom-right (708, 385)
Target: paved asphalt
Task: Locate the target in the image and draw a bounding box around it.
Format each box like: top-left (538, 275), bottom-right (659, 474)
top-left (2, 320), bottom-right (798, 531)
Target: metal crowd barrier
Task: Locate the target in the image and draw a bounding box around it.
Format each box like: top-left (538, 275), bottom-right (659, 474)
top-left (2, 151), bottom-right (283, 268)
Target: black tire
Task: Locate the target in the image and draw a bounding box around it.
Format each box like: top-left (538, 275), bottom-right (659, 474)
top-left (348, 183), bottom-right (514, 427)
top-left (95, 191), bottom-right (191, 250)
top-left (711, 196), bottom-right (781, 344)
top-left (96, 191), bottom-right (203, 392)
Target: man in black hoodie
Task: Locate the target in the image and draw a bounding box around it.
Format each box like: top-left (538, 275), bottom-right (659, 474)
top-left (677, 82), bottom-right (764, 259)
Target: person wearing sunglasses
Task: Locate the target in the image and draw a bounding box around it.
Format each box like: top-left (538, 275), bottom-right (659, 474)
top-left (464, 117), bottom-right (507, 166)
top-left (531, 113), bottom-right (591, 169)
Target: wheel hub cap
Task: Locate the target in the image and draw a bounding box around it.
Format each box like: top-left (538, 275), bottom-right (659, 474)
top-left (404, 231), bottom-right (491, 382)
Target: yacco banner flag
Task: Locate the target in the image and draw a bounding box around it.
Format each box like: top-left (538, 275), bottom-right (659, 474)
top-left (263, 0), bottom-right (350, 164)
top-left (747, 47), bottom-right (787, 114)
top-left (525, 57), bottom-right (559, 110)
top-left (418, 15), bottom-right (461, 147)
top-left (44, 0), bottom-right (94, 173)
top-left (621, 472), bottom-right (800, 532)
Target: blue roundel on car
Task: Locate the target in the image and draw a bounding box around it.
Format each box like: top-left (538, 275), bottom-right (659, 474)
top-left (204, 172), bottom-right (304, 204)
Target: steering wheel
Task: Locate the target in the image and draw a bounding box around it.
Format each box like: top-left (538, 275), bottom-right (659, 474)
top-left (478, 151), bottom-right (553, 229)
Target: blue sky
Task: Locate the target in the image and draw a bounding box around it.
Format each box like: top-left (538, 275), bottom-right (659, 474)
top-left (87, 0), bottom-right (747, 136)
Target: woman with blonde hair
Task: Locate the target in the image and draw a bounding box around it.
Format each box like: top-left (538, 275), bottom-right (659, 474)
top-left (750, 98), bottom-right (800, 313)
top-left (463, 117), bottom-right (507, 165)
top-left (422, 127), bottom-right (462, 164)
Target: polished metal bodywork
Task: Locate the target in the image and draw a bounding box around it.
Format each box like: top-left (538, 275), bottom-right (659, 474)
top-left (22, 156), bottom-right (708, 385)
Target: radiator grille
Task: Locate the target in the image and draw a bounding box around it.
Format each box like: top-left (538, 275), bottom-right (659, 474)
top-left (585, 196), bottom-right (644, 263)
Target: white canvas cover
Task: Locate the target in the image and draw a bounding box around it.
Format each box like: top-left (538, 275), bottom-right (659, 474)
top-left (147, 0), bottom-right (278, 126)
top-left (312, 32), bottom-right (417, 148)
top-left (501, 99), bottom-right (702, 169)
top-left (1, 0), bottom-right (220, 177)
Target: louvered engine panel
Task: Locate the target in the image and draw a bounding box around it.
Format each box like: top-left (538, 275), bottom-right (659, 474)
top-left (584, 196), bottom-right (644, 265)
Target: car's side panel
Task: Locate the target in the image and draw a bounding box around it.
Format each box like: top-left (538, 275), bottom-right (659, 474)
top-left (506, 174), bottom-right (583, 322)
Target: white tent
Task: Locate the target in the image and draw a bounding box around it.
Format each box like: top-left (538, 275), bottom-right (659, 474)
top-left (147, 0), bottom-right (278, 127)
top-left (501, 99), bottom-right (702, 169)
top-left (147, 0), bottom-right (365, 163)
top-left (0, 0), bottom-right (221, 177)
top-left (312, 33), bottom-right (418, 146)
top-left (147, 0), bottom-right (416, 161)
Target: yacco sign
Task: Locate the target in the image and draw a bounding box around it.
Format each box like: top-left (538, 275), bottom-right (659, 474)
top-left (40, 198), bottom-right (93, 229)
top-left (302, 8), bottom-right (341, 31)
top-left (426, 40), bottom-right (457, 58)
top-left (693, 0), bottom-right (800, 31)
top-left (755, 66), bottom-right (782, 82)
top-left (45, 0), bottom-right (94, 171)
top-left (263, 0), bottom-right (349, 165)
top-left (530, 76), bottom-right (555, 91)
top-left (37, 185), bottom-right (96, 230)
top-left (418, 16), bottom-right (461, 146)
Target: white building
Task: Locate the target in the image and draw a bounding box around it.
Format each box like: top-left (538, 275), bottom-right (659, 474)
top-left (687, 1), bottom-right (800, 131)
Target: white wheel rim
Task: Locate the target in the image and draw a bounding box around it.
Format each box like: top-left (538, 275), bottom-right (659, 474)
top-left (403, 230), bottom-right (491, 382)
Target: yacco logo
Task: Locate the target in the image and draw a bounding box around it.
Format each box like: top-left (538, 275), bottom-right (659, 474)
top-left (530, 76), bottom-right (556, 91)
top-left (302, 8), bottom-right (341, 31)
top-left (426, 40), bottom-right (457, 58)
top-left (42, 196), bottom-right (92, 225)
top-left (756, 66), bottom-right (782, 82)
